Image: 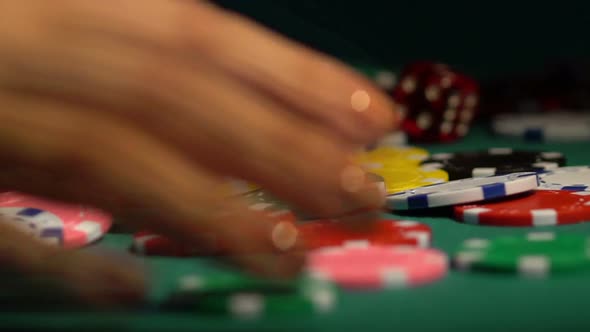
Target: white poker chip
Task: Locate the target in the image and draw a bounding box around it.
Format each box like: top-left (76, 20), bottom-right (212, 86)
top-left (492, 112), bottom-right (590, 141)
top-left (387, 172), bottom-right (539, 210)
top-left (537, 166), bottom-right (590, 191)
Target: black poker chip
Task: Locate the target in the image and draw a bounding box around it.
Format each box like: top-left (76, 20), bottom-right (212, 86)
top-left (420, 148), bottom-right (566, 180)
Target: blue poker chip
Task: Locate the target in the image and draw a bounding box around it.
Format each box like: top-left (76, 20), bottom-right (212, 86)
top-left (386, 172), bottom-right (539, 210)
top-left (0, 207), bottom-right (64, 245)
top-left (537, 166), bottom-right (590, 191)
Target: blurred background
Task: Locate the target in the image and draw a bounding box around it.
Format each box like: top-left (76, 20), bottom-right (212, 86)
top-left (213, 0), bottom-right (590, 80)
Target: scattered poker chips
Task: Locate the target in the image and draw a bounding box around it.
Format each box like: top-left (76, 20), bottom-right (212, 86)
top-left (387, 172), bottom-right (539, 210)
top-left (453, 232), bottom-right (590, 277)
top-left (454, 190), bottom-right (590, 227)
top-left (297, 219), bottom-right (432, 250)
top-left (421, 148), bottom-right (565, 180)
top-left (372, 166), bottom-right (448, 194)
top-left (306, 245), bottom-right (448, 289)
top-left (537, 166), bottom-right (590, 191)
top-left (356, 146), bottom-right (429, 170)
top-left (163, 273), bottom-right (337, 319)
top-left (492, 112), bottom-right (590, 141)
top-left (0, 192), bottom-right (112, 248)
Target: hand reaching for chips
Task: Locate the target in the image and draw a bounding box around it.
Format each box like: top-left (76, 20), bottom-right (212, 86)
top-left (0, 0), bottom-right (397, 305)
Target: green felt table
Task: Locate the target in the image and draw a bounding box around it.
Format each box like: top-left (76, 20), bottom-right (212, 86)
top-left (4, 126), bottom-right (590, 332)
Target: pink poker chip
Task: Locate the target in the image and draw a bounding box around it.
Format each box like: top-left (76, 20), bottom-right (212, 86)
top-left (306, 245), bottom-right (448, 289)
top-left (0, 192), bottom-right (112, 249)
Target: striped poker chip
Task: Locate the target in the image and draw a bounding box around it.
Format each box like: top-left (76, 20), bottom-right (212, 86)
top-left (537, 166), bottom-right (590, 191)
top-left (297, 219), bottom-right (432, 250)
top-left (387, 172), bottom-right (539, 210)
top-left (306, 245), bottom-right (448, 289)
top-left (0, 192), bottom-right (112, 248)
top-left (454, 190), bottom-right (590, 227)
top-left (420, 148), bottom-right (565, 180)
top-left (453, 232), bottom-right (590, 277)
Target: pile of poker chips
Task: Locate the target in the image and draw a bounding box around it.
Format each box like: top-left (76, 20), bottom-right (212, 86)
top-left (132, 142), bottom-right (590, 318)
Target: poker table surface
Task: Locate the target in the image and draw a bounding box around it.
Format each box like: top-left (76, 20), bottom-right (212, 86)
top-left (4, 125), bottom-right (590, 332)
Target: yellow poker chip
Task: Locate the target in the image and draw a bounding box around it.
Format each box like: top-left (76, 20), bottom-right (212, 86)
top-left (373, 166), bottom-right (449, 194)
top-left (356, 147), bottom-right (429, 171)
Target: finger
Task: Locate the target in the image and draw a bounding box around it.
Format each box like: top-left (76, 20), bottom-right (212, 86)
top-left (0, 12), bottom-right (384, 218)
top-left (39, 0), bottom-right (400, 143)
top-left (0, 93), bottom-right (304, 278)
top-left (0, 219), bottom-right (146, 307)
top-left (185, 1), bottom-right (401, 143)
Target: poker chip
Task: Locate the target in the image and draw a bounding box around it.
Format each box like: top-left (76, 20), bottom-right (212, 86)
top-left (0, 192), bottom-right (112, 248)
top-left (163, 274), bottom-right (337, 319)
top-left (453, 232), bottom-right (590, 277)
top-left (356, 146), bottom-right (429, 170)
top-left (373, 165), bottom-right (448, 194)
top-left (454, 190), bottom-right (590, 227)
top-left (306, 245), bottom-right (448, 289)
top-left (421, 148), bottom-right (565, 180)
top-left (537, 166), bottom-right (590, 191)
top-left (297, 219), bottom-right (432, 250)
top-left (387, 172), bottom-right (539, 210)
top-left (492, 112), bottom-right (590, 141)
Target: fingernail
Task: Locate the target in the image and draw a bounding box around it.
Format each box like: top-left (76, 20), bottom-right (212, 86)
top-left (270, 221), bottom-right (300, 252)
top-left (340, 164), bottom-right (366, 193)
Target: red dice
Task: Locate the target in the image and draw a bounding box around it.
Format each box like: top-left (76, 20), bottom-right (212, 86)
top-left (392, 62), bottom-right (479, 143)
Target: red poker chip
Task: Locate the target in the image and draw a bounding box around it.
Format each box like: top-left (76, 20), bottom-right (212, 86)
top-left (306, 246), bottom-right (448, 289)
top-left (454, 190), bottom-right (590, 227)
top-left (297, 219), bottom-right (432, 250)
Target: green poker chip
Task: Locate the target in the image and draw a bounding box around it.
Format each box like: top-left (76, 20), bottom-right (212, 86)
top-left (453, 232), bottom-right (590, 277)
top-left (162, 273), bottom-right (337, 319)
